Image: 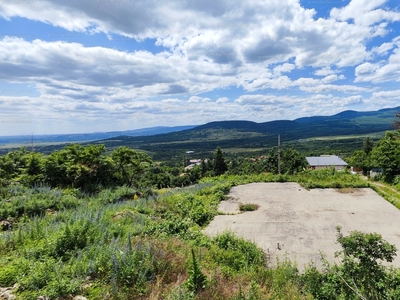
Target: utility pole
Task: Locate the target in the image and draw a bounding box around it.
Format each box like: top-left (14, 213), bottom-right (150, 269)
top-left (278, 134), bottom-right (281, 174)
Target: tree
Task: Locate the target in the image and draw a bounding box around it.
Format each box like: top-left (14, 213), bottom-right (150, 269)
top-left (111, 146), bottom-right (152, 187)
top-left (213, 147), bottom-right (228, 176)
top-left (349, 150), bottom-right (371, 175)
top-left (363, 136), bottom-right (374, 155)
top-left (303, 227), bottom-right (399, 299)
top-left (201, 159), bottom-right (207, 176)
top-left (335, 227), bottom-right (397, 299)
top-left (44, 144), bottom-right (114, 190)
top-left (0, 148), bottom-right (29, 180)
top-left (281, 148), bottom-right (307, 174)
top-left (19, 152), bottom-right (45, 186)
top-left (371, 131), bottom-right (400, 180)
top-left (262, 148), bottom-right (278, 174)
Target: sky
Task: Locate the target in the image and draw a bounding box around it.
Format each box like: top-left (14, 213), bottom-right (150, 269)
top-left (0, 0), bottom-right (400, 136)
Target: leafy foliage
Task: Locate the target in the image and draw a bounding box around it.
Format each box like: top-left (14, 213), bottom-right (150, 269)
top-left (239, 203), bottom-right (259, 211)
top-left (302, 227), bottom-right (400, 300)
top-left (2, 132), bottom-right (400, 299)
top-left (185, 249), bottom-right (207, 293)
top-left (111, 146), bottom-right (152, 187)
top-left (213, 147), bottom-right (228, 176)
top-left (371, 131), bottom-right (400, 180)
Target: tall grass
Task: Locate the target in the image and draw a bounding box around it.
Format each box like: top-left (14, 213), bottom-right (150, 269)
top-left (0, 169), bottom-right (385, 299)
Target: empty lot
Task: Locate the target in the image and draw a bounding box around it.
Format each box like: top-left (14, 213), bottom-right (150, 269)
top-left (204, 182), bottom-right (400, 270)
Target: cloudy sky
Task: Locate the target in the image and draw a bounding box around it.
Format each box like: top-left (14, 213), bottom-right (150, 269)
top-left (0, 0), bottom-right (399, 135)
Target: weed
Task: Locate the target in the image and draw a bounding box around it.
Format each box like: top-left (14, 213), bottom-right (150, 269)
top-left (239, 203), bottom-right (259, 212)
top-left (185, 249), bottom-right (207, 293)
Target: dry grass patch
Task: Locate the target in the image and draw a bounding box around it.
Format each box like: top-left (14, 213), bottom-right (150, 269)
top-left (336, 188), bottom-right (358, 194)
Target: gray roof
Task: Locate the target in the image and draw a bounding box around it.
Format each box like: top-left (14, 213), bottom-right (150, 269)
top-left (306, 156), bottom-right (348, 166)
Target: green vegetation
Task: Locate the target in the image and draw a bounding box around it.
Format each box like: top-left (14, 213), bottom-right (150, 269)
top-left (1, 115), bottom-right (400, 299)
top-left (239, 203), bottom-right (259, 212)
top-left (213, 147), bottom-right (228, 176)
top-left (349, 130), bottom-right (400, 183)
top-left (1, 170), bottom-right (399, 299)
top-left (371, 131), bottom-right (400, 180)
top-left (302, 227), bottom-right (400, 299)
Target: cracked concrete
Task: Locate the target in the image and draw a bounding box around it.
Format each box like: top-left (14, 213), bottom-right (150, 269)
top-left (204, 182), bottom-right (400, 271)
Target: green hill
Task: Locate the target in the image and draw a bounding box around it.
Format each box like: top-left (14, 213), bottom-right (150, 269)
top-left (91, 106), bottom-right (399, 160)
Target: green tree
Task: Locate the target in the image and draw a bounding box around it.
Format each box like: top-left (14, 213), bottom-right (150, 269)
top-left (261, 148), bottom-right (278, 174)
top-left (213, 147), bottom-right (228, 176)
top-left (349, 150), bottom-right (371, 175)
top-left (363, 136), bottom-right (374, 155)
top-left (281, 148), bottom-right (306, 174)
top-left (44, 144), bottom-right (114, 190)
top-left (111, 146), bottom-right (152, 187)
top-left (336, 227), bottom-right (397, 299)
top-left (371, 131), bottom-right (400, 180)
top-left (0, 148), bottom-right (29, 180)
top-left (201, 159), bottom-right (207, 176)
top-left (19, 152), bottom-right (45, 186)
top-left (303, 227), bottom-right (399, 299)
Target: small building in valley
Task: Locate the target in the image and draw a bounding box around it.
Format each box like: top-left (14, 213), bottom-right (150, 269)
top-left (306, 155), bottom-right (348, 171)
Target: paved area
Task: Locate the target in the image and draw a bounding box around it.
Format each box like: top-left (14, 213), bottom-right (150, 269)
top-left (204, 182), bottom-right (400, 271)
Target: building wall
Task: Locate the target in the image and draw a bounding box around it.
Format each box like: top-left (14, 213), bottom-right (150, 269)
top-left (311, 165), bottom-right (347, 171)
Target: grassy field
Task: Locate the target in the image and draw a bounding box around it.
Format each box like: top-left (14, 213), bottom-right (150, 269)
top-left (222, 147), bottom-right (265, 153)
top-left (307, 131), bottom-right (387, 141)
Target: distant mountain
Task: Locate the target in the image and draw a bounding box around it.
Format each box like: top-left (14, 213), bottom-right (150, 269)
top-left (189, 106), bottom-right (399, 137)
top-left (2, 106), bottom-right (399, 159)
top-left (91, 106), bottom-right (399, 160)
top-left (0, 125), bottom-right (196, 145)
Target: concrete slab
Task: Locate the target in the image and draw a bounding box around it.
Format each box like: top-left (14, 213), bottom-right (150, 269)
top-left (204, 182), bottom-right (400, 271)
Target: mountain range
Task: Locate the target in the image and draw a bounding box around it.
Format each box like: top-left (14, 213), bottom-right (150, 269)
top-left (1, 106), bottom-right (399, 158)
top-left (85, 106), bottom-right (400, 160)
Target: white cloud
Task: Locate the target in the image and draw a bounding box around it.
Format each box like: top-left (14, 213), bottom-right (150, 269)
top-left (273, 63), bottom-right (295, 76)
top-left (216, 97), bottom-right (229, 103)
top-left (0, 0), bottom-right (399, 134)
top-left (322, 74), bottom-right (345, 84)
top-left (339, 95), bottom-right (364, 106)
top-left (355, 47), bottom-right (400, 83)
top-left (372, 90), bottom-right (400, 99)
top-left (330, 0), bottom-right (400, 26)
top-left (314, 67), bottom-right (336, 76)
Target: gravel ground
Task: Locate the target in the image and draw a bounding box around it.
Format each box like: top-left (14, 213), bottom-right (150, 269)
top-left (204, 182), bottom-right (400, 271)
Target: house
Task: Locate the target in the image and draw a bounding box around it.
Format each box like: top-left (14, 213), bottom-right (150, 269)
top-left (370, 168), bottom-right (383, 178)
top-left (306, 155), bottom-right (348, 171)
top-left (184, 159), bottom-right (202, 171)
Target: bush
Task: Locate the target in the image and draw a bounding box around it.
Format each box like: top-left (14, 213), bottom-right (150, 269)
top-left (210, 231), bottom-right (265, 272)
top-left (301, 227), bottom-right (400, 299)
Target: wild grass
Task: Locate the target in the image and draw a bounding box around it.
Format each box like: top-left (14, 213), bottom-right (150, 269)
top-left (0, 169), bottom-right (394, 299)
top-left (370, 184), bottom-right (400, 210)
top-left (239, 203), bottom-right (259, 211)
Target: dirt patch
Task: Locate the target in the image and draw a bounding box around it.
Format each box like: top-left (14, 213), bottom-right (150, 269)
top-left (204, 182), bottom-right (400, 271)
top-left (336, 187), bottom-right (365, 194)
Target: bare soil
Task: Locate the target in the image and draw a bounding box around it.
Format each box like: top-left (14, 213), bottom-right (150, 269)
top-left (204, 182), bottom-right (400, 271)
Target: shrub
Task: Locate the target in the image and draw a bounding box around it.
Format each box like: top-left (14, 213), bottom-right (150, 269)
top-left (210, 231), bottom-right (266, 272)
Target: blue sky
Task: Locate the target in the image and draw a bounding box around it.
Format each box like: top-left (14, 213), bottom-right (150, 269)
top-left (0, 0), bottom-right (399, 135)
